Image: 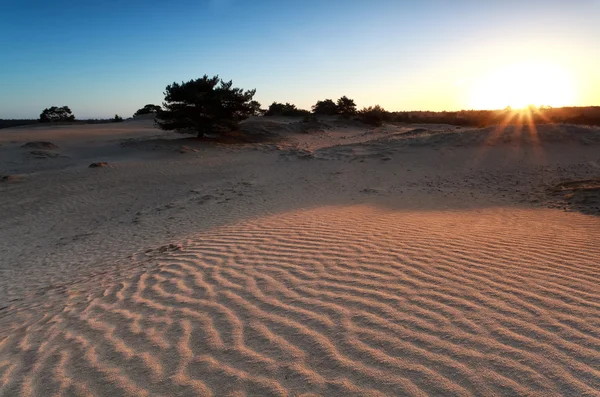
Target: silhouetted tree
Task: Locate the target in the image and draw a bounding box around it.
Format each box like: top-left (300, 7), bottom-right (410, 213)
top-left (336, 96), bottom-right (357, 117)
top-left (39, 106), bottom-right (75, 122)
top-left (312, 99), bottom-right (338, 115)
top-left (133, 104), bottom-right (162, 117)
top-left (264, 102), bottom-right (310, 117)
top-left (156, 75), bottom-right (260, 137)
top-left (112, 114), bottom-right (123, 122)
top-left (249, 101), bottom-right (264, 116)
top-left (358, 105), bottom-right (388, 126)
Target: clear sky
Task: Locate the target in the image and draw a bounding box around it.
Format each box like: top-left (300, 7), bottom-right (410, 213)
top-left (1, 0), bottom-right (599, 118)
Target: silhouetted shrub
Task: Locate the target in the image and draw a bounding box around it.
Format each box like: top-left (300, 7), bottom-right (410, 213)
top-left (336, 96), bottom-right (357, 117)
top-left (156, 75), bottom-right (260, 138)
top-left (312, 99), bottom-right (338, 115)
top-left (265, 102), bottom-right (310, 117)
top-left (133, 104), bottom-right (161, 117)
top-left (249, 101), bottom-right (263, 116)
top-left (39, 106), bottom-right (75, 122)
top-left (302, 114), bottom-right (318, 123)
top-left (112, 114), bottom-right (123, 122)
top-left (358, 105), bottom-right (388, 126)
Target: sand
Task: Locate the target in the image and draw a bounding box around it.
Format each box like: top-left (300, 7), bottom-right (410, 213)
top-left (1, 118), bottom-right (599, 396)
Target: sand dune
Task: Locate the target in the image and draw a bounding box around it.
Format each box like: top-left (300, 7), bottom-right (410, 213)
top-left (1, 206), bottom-right (599, 396)
top-left (1, 119), bottom-right (600, 396)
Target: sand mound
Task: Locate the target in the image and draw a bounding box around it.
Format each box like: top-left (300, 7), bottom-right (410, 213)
top-left (548, 179), bottom-right (600, 215)
top-left (0, 174), bottom-right (17, 182)
top-left (288, 120), bottom-right (332, 134)
top-left (89, 162), bottom-right (110, 168)
top-left (132, 113), bottom-right (158, 121)
top-left (552, 179), bottom-right (600, 192)
top-left (29, 150), bottom-right (66, 159)
top-left (327, 124), bottom-right (600, 149)
top-left (21, 141), bottom-right (59, 149)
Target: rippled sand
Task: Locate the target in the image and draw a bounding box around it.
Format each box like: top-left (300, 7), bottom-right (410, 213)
top-left (1, 119), bottom-right (600, 396)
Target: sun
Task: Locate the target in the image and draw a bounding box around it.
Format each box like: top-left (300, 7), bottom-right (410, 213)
top-left (470, 62), bottom-right (575, 110)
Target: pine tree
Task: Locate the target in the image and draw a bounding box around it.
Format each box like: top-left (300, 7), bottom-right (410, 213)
top-left (336, 96), bottom-right (357, 117)
top-left (156, 75), bottom-right (260, 137)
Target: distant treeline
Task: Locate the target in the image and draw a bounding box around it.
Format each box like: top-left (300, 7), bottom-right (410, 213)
top-left (387, 106), bottom-right (600, 127)
top-left (3, 106), bottom-right (600, 130)
top-left (0, 119), bottom-right (39, 129)
top-left (261, 104), bottom-right (600, 128)
top-left (0, 118), bottom-right (120, 130)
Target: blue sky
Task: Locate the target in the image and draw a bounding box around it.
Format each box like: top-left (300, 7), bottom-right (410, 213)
top-left (1, 0), bottom-right (599, 118)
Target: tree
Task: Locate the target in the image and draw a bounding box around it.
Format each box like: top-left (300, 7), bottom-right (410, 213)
top-left (156, 75), bottom-right (260, 137)
top-left (112, 114), bottom-right (123, 122)
top-left (336, 96), bottom-right (357, 116)
top-left (248, 101), bottom-right (264, 116)
top-left (264, 102), bottom-right (310, 117)
top-left (133, 104), bottom-right (162, 117)
top-left (358, 105), bottom-right (388, 126)
top-left (312, 99), bottom-right (338, 115)
top-left (39, 106), bottom-right (75, 122)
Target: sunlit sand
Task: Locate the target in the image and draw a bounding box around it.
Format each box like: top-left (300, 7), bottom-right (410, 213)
top-left (1, 118), bottom-right (599, 396)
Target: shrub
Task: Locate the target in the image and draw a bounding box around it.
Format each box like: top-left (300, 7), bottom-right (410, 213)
top-left (358, 105), bottom-right (388, 126)
top-left (112, 114), bottom-right (123, 122)
top-left (302, 114), bottom-right (318, 123)
top-left (336, 96), bottom-right (357, 117)
top-left (249, 101), bottom-right (263, 116)
top-left (39, 106), bottom-right (75, 122)
top-left (265, 102), bottom-right (310, 117)
top-left (156, 75), bottom-right (260, 138)
top-left (312, 99), bottom-right (338, 115)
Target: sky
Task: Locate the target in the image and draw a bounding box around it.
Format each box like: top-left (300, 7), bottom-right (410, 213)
top-left (1, 0), bottom-right (599, 119)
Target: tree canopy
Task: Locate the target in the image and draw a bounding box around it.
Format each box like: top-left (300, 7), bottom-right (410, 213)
top-left (336, 96), bottom-right (357, 116)
top-left (133, 104), bottom-right (162, 117)
top-left (264, 102), bottom-right (310, 117)
top-left (311, 99), bottom-right (338, 115)
top-left (358, 105), bottom-right (388, 126)
top-left (156, 75), bottom-right (260, 137)
top-left (39, 106), bottom-right (75, 122)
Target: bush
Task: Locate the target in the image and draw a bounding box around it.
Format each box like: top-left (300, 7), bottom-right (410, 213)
top-left (39, 106), bottom-right (75, 122)
top-left (133, 104), bottom-right (161, 117)
top-left (312, 99), bottom-right (338, 115)
top-left (265, 102), bottom-right (310, 117)
top-left (336, 96), bottom-right (357, 117)
top-left (156, 75), bottom-right (260, 138)
top-left (112, 114), bottom-right (123, 122)
top-left (249, 101), bottom-right (263, 116)
top-left (358, 105), bottom-right (388, 126)
top-left (302, 114), bottom-right (318, 123)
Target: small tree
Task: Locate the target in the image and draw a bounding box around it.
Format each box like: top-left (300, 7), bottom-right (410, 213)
top-left (358, 105), bottom-right (388, 126)
top-left (39, 106), bottom-right (75, 122)
top-left (336, 96), bottom-right (357, 117)
top-left (312, 99), bottom-right (338, 115)
top-left (133, 104), bottom-right (162, 117)
top-left (112, 114), bottom-right (123, 122)
top-left (156, 75), bottom-right (260, 138)
top-left (265, 102), bottom-right (310, 117)
top-left (249, 101), bottom-right (263, 116)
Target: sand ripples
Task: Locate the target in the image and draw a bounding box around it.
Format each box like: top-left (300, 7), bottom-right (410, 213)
top-left (1, 206), bottom-right (599, 396)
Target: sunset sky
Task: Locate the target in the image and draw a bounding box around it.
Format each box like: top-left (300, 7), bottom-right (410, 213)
top-left (1, 0), bottom-right (599, 119)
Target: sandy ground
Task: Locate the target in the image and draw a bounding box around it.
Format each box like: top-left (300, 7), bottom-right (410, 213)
top-left (1, 117), bottom-right (599, 396)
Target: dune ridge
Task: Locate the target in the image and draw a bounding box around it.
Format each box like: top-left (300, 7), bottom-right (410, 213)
top-left (1, 205), bottom-right (599, 396)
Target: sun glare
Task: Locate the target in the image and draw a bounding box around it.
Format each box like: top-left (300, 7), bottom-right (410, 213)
top-left (471, 63), bottom-right (575, 110)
